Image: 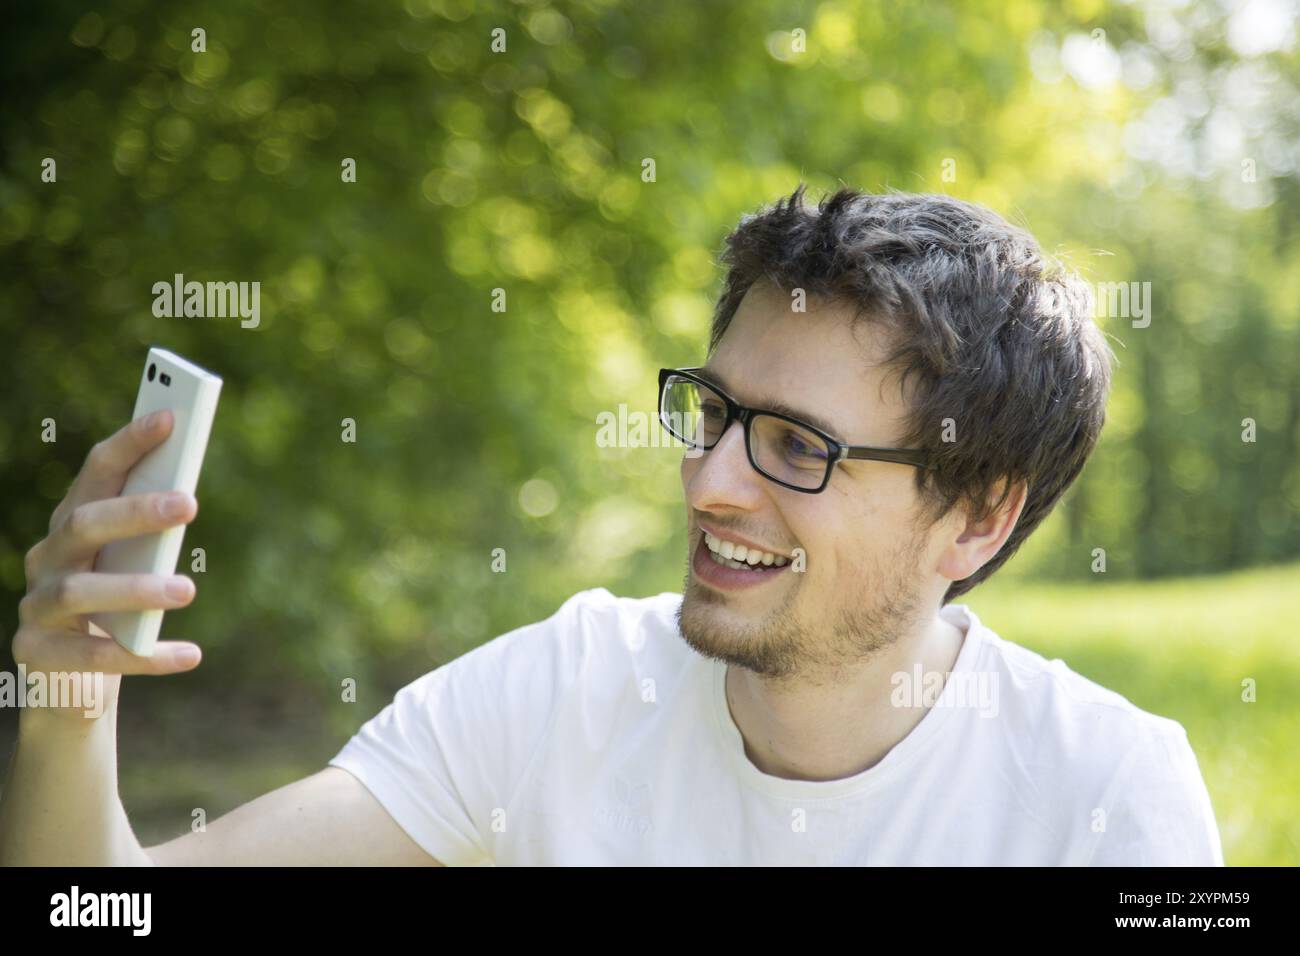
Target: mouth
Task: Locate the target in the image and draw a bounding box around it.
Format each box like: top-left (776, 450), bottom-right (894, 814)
top-left (691, 529), bottom-right (793, 592)
top-left (701, 529), bottom-right (790, 569)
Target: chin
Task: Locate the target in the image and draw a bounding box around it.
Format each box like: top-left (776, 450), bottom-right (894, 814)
top-left (676, 585), bottom-right (807, 679)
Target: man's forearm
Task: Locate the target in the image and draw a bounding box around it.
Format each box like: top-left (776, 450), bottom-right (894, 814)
top-left (0, 710), bottom-right (153, 867)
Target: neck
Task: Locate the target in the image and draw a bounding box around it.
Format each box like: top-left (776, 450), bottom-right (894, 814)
top-left (724, 609), bottom-right (967, 782)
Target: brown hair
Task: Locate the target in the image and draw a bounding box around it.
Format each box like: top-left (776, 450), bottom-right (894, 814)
top-left (709, 185), bottom-right (1113, 602)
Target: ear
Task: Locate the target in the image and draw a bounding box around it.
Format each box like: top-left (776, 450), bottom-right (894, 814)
top-left (935, 478), bottom-right (1028, 585)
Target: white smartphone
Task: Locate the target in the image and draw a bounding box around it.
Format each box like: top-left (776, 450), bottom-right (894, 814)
top-left (92, 347), bottom-right (222, 656)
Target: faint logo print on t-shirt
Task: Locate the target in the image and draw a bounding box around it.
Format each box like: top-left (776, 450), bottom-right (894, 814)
top-left (594, 775), bottom-right (653, 837)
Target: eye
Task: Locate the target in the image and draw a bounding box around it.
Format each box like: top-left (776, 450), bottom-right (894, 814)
top-left (782, 430), bottom-right (825, 463)
top-left (700, 400), bottom-right (727, 421)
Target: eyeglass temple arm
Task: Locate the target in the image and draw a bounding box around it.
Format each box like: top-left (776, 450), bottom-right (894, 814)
top-left (840, 446), bottom-right (937, 471)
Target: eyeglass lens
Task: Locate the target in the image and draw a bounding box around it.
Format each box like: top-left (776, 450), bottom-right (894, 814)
top-left (661, 376), bottom-right (831, 490)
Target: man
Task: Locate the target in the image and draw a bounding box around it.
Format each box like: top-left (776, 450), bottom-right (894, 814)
top-left (1, 186), bottom-right (1223, 866)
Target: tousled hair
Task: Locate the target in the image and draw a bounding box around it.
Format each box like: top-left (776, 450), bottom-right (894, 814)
top-left (709, 184), bottom-right (1113, 603)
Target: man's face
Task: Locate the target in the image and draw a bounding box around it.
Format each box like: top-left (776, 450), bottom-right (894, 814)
top-left (676, 281), bottom-right (944, 682)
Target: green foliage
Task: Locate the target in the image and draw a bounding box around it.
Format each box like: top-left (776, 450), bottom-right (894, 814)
top-left (1, 0), bottom-right (1297, 706)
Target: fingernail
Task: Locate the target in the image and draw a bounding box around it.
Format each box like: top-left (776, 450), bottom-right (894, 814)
top-left (165, 577), bottom-right (192, 600)
top-left (175, 645), bottom-right (201, 666)
top-left (143, 410), bottom-right (166, 428)
top-left (161, 494), bottom-right (190, 518)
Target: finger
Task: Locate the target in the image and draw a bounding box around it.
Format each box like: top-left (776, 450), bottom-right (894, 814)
top-left (40, 491), bottom-right (197, 571)
top-left (19, 572), bottom-right (195, 626)
top-left (18, 629), bottom-right (202, 675)
top-left (58, 410), bottom-right (174, 517)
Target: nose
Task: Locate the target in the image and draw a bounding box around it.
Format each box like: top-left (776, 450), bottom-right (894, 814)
top-left (682, 417), bottom-right (767, 511)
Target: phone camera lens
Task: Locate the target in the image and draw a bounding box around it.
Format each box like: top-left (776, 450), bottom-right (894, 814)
top-left (148, 363), bottom-right (157, 382)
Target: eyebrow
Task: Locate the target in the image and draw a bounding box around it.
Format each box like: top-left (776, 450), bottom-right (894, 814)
top-left (696, 365), bottom-right (846, 439)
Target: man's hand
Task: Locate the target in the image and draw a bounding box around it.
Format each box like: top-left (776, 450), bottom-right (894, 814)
top-left (14, 409), bottom-right (204, 724)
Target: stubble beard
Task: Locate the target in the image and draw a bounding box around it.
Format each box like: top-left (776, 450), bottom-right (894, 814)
top-left (675, 534), bottom-right (926, 686)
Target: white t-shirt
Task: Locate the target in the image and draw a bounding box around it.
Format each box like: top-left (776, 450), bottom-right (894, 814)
top-left (328, 587), bottom-right (1224, 866)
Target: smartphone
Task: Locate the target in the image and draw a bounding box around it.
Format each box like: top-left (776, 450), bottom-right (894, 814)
top-left (91, 347), bottom-right (222, 656)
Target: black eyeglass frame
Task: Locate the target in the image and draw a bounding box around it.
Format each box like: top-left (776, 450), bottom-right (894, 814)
top-left (658, 366), bottom-right (936, 494)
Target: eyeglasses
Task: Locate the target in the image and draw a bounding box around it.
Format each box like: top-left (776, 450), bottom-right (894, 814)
top-left (658, 367), bottom-right (935, 493)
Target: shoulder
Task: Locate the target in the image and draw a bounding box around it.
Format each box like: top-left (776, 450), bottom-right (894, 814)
top-left (549, 586), bottom-right (685, 646)
top-left (494, 586), bottom-right (683, 656)
top-left (328, 588), bottom-right (682, 866)
top-left (953, 606), bottom-right (1223, 864)
top-left (433, 587), bottom-right (685, 697)
top-left (957, 605), bottom-right (1188, 751)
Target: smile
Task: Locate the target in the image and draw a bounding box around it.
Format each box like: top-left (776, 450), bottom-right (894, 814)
top-left (702, 531), bottom-right (789, 570)
top-left (691, 529), bottom-right (793, 592)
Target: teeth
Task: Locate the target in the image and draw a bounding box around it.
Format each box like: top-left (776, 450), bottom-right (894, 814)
top-left (703, 531), bottom-right (786, 570)
top-left (707, 548), bottom-right (760, 571)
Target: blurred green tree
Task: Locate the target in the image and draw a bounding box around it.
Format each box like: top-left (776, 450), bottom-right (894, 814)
top-left (1, 0), bottom-right (1296, 714)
